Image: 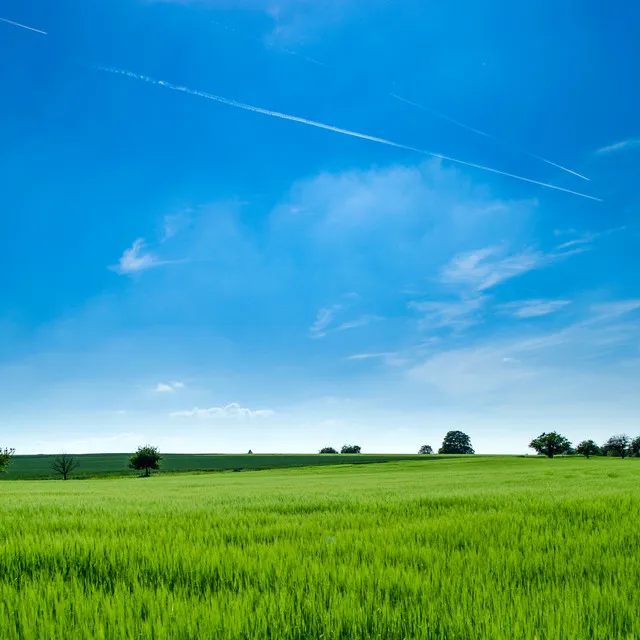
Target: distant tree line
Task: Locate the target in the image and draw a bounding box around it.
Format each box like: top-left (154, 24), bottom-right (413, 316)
top-left (529, 432), bottom-right (640, 458)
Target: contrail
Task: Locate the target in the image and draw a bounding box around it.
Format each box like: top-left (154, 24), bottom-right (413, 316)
top-left (98, 67), bottom-right (601, 202)
top-left (208, 19), bottom-right (588, 182)
top-left (390, 93), bottom-right (590, 181)
top-left (211, 20), bottom-right (326, 69)
top-left (0, 17), bottom-right (47, 35)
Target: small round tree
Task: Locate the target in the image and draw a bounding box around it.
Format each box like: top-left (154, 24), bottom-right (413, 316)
top-left (129, 445), bottom-right (162, 477)
top-left (439, 431), bottom-right (474, 454)
top-left (529, 432), bottom-right (571, 458)
top-left (319, 447), bottom-right (338, 454)
top-left (418, 445), bottom-right (433, 455)
top-left (575, 440), bottom-right (600, 459)
top-left (0, 447), bottom-right (15, 473)
top-left (341, 445), bottom-right (361, 454)
top-left (630, 436), bottom-right (640, 458)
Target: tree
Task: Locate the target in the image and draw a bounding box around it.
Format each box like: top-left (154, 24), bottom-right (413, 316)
top-left (129, 445), bottom-right (162, 477)
top-left (604, 434), bottom-right (630, 459)
top-left (341, 445), bottom-right (361, 454)
top-left (631, 436), bottom-right (640, 457)
top-left (575, 440), bottom-right (600, 459)
top-left (438, 431), bottom-right (474, 454)
top-left (418, 445), bottom-right (433, 455)
top-left (0, 447), bottom-right (15, 473)
top-left (319, 447), bottom-right (338, 454)
top-left (247, 450), bottom-right (253, 455)
top-left (52, 452), bottom-right (79, 480)
top-left (528, 432), bottom-right (572, 458)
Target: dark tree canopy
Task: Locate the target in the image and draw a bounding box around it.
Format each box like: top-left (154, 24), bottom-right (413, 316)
top-left (129, 445), bottom-right (162, 477)
top-left (604, 434), bottom-right (630, 459)
top-left (52, 452), bottom-right (79, 480)
top-left (0, 447), bottom-right (15, 473)
top-left (319, 447), bottom-right (338, 454)
top-left (529, 432), bottom-right (572, 458)
top-left (418, 445), bottom-right (433, 455)
top-left (439, 431), bottom-right (474, 454)
top-left (630, 436), bottom-right (640, 458)
top-left (341, 445), bottom-right (362, 454)
top-left (575, 440), bottom-right (600, 459)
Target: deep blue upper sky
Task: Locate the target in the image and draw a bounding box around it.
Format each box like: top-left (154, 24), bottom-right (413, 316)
top-left (1, 0), bottom-right (638, 454)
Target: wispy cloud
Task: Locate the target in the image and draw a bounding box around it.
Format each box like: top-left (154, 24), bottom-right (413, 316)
top-left (309, 304), bottom-right (344, 339)
top-left (595, 137), bottom-right (640, 155)
top-left (498, 299), bottom-right (571, 318)
top-left (410, 297), bottom-right (486, 331)
top-left (170, 403), bottom-right (274, 418)
top-left (347, 352), bottom-right (395, 361)
top-left (97, 67), bottom-right (601, 201)
top-left (555, 226), bottom-right (625, 250)
top-left (110, 239), bottom-right (161, 275)
top-left (0, 16), bottom-right (47, 35)
top-left (334, 314), bottom-right (382, 332)
top-left (440, 242), bottom-right (587, 293)
top-left (110, 238), bottom-right (183, 275)
top-left (154, 381), bottom-right (185, 393)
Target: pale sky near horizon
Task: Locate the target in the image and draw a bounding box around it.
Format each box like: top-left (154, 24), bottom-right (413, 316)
top-left (1, 0), bottom-right (639, 455)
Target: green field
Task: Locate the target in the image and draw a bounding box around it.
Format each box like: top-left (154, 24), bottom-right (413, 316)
top-left (1, 452), bottom-right (432, 480)
top-left (1, 456), bottom-right (639, 639)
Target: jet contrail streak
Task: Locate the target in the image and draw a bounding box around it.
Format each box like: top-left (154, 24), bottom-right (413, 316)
top-left (208, 20), bottom-right (589, 182)
top-left (391, 93), bottom-right (590, 182)
top-left (98, 67), bottom-right (601, 202)
top-left (212, 20), bottom-right (327, 68)
top-left (0, 17), bottom-right (47, 35)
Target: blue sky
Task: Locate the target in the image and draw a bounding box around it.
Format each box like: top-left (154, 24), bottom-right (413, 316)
top-left (1, 0), bottom-right (638, 454)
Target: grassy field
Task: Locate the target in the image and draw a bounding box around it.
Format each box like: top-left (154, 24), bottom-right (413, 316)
top-left (1, 452), bottom-right (432, 480)
top-left (1, 456), bottom-right (639, 639)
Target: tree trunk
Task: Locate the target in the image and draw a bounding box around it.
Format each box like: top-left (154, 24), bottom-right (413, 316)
top-left (145, 467), bottom-right (150, 477)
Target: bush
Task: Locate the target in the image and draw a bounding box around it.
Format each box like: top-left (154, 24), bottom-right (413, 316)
top-left (418, 445), bottom-right (433, 455)
top-left (319, 447), bottom-right (338, 454)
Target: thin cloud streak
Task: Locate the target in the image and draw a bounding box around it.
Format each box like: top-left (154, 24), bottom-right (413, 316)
top-left (0, 16), bottom-right (47, 35)
top-left (207, 19), bottom-right (586, 183)
top-left (97, 67), bottom-right (601, 202)
top-left (391, 93), bottom-right (590, 182)
top-left (212, 20), bottom-right (327, 68)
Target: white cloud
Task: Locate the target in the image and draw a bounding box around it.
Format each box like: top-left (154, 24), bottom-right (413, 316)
top-left (110, 239), bottom-right (160, 275)
top-left (409, 296), bottom-right (486, 331)
top-left (589, 300), bottom-right (640, 321)
top-left (499, 299), bottom-right (571, 319)
top-left (334, 314), bottom-right (382, 332)
top-left (441, 246), bottom-right (552, 292)
top-left (170, 403), bottom-right (275, 418)
top-left (154, 381), bottom-right (185, 393)
top-left (595, 137), bottom-right (640, 155)
top-left (309, 304), bottom-right (343, 339)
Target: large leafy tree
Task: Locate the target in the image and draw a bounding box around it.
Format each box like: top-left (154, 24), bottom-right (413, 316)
top-left (0, 447), bottom-right (15, 473)
top-left (604, 434), bottom-right (630, 459)
top-left (129, 445), bottom-right (162, 477)
top-left (575, 440), bottom-right (600, 459)
top-left (529, 432), bottom-right (572, 458)
top-left (438, 431), bottom-right (474, 454)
